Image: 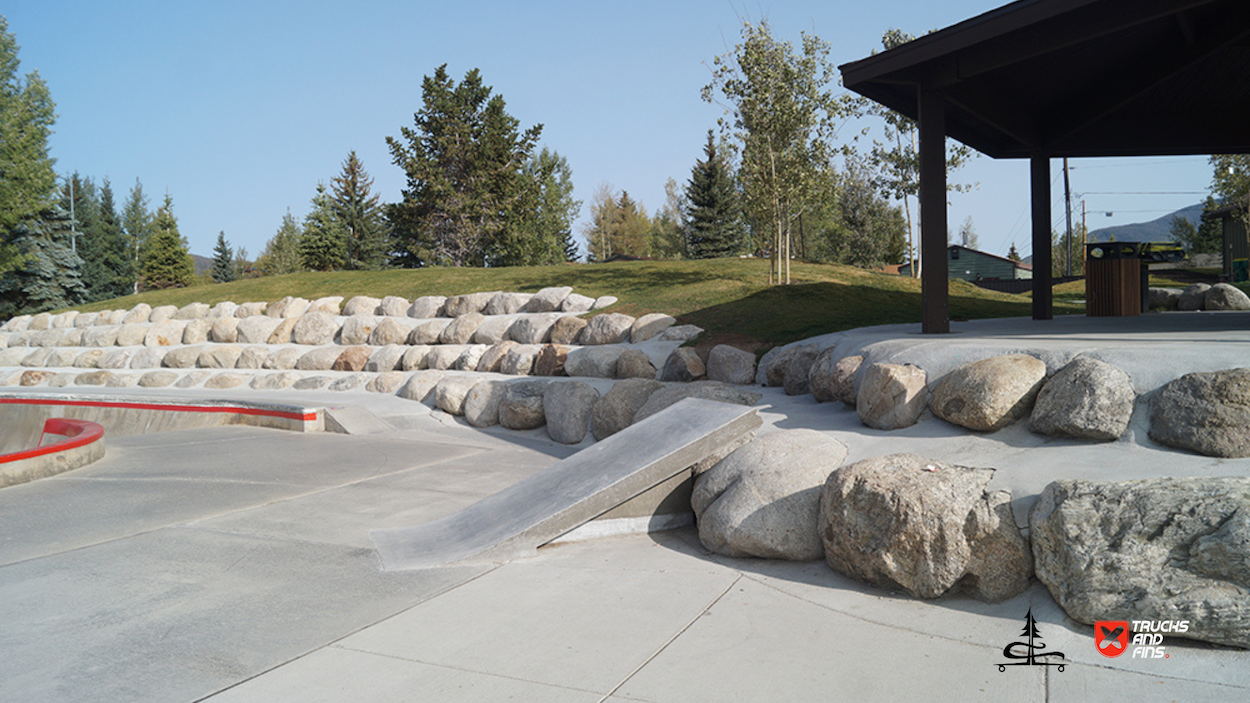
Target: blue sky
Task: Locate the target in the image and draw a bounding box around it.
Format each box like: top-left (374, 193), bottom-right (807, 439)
top-left (7, 0), bottom-right (1213, 262)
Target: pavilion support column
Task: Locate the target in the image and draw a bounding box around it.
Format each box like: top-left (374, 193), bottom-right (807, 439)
top-left (918, 86), bottom-right (949, 334)
top-left (1030, 152), bottom-right (1053, 320)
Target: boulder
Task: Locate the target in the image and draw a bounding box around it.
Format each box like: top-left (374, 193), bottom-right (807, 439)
top-left (706, 345), bottom-right (756, 386)
top-left (138, 370), bottom-right (179, 388)
top-left (581, 313), bottom-right (634, 345)
top-left (615, 348), bottom-right (656, 380)
top-left (210, 316), bottom-right (240, 343)
top-left (342, 295), bottom-right (381, 316)
top-left (19, 348), bottom-right (52, 367)
top-left (821, 453), bottom-right (1032, 603)
top-left (782, 346), bottom-right (820, 396)
top-left (400, 345), bottom-right (432, 371)
top-left (397, 370), bottom-right (445, 403)
top-left (499, 380), bottom-right (550, 429)
top-left (19, 370), bottom-right (53, 386)
top-left (431, 375), bottom-right (483, 415)
top-left (205, 373), bottom-right (247, 390)
top-left (28, 312), bottom-right (55, 331)
top-left (47, 373), bottom-right (76, 387)
top-left (1030, 357), bottom-right (1135, 441)
top-left (197, 345), bottom-right (243, 369)
top-left (369, 317), bottom-right (411, 346)
top-left (633, 381), bottom-right (762, 424)
top-left (128, 347), bottom-right (166, 369)
top-left (629, 313), bottom-right (676, 342)
top-left (475, 341), bottom-right (515, 373)
top-left (1205, 282), bottom-right (1250, 311)
top-left (1178, 283), bottom-right (1211, 311)
top-left (234, 302), bottom-right (268, 318)
top-left (507, 313), bottom-right (563, 344)
top-left (592, 295), bottom-right (617, 310)
top-left (105, 373), bottom-right (140, 388)
top-left (29, 329), bottom-right (63, 348)
top-left (291, 312), bottom-right (338, 345)
top-left (51, 311), bottom-right (78, 328)
top-left (263, 347), bottom-right (303, 370)
top-left (115, 323), bottom-right (148, 347)
top-left (522, 286), bottom-right (572, 312)
top-left (161, 346), bottom-right (204, 369)
top-left (208, 301), bottom-right (239, 318)
top-left (122, 304), bottom-right (152, 324)
top-left (930, 354), bottom-right (1046, 431)
top-left (406, 296), bottom-right (446, 319)
top-left (235, 316), bottom-right (281, 345)
top-left (439, 312), bottom-right (485, 345)
top-left (47, 349), bottom-right (78, 367)
top-left (82, 326), bottom-right (119, 348)
top-left (172, 302), bottom-right (210, 320)
top-left (4, 315), bottom-right (31, 332)
top-left (471, 315), bottom-right (514, 345)
top-left (564, 346), bottom-right (626, 378)
top-left (659, 348), bottom-right (705, 382)
top-left (96, 349), bottom-right (132, 370)
top-left (267, 317), bottom-right (298, 344)
top-left (73, 370), bottom-right (115, 386)
top-left (365, 344), bottom-right (406, 372)
top-left (293, 376), bottom-right (331, 390)
top-left (425, 345), bottom-right (467, 371)
top-left (296, 346), bottom-right (345, 371)
top-left (408, 318), bottom-right (451, 345)
top-left (856, 363), bottom-right (928, 430)
top-left (807, 347), bottom-right (840, 403)
top-left (144, 320), bottom-right (187, 347)
top-left (659, 324), bottom-right (703, 342)
top-left (251, 372), bottom-right (302, 390)
top-left (235, 346), bottom-right (269, 369)
top-left (338, 315), bottom-right (376, 345)
top-left (454, 345), bottom-right (488, 371)
top-left (763, 344), bottom-right (817, 388)
top-left (484, 292), bottom-right (532, 315)
top-left (73, 312), bottom-right (99, 328)
top-left (533, 344), bottom-right (570, 377)
top-left (549, 315), bottom-right (588, 345)
top-left (560, 293), bottom-right (596, 313)
top-left (591, 379), bottom-right (665, 441)
top-left (544, 381), bottom-right (600, 444)
top-left (307, 296), bottom-right (343, 315)
top-left (366, 371), bottom-right (408, 394)
top-left (464, 380), bottom-right (508, 427)
top-left (1150, 368), bottom-right (1250, 457)
top-left (694, 430), bottom-right (848, 561)
top-left (73, 349), bottom-right (105, 369)
top-left (148, 305), bottom-right (177, 324)
top-left (181, 318), bottom-right (213, 345)
top-left (1148, 287), bottom-right (1183, 310)
top-left (379, 296), bottom-right (410, 317)
top-left (332, 346), bottom-right (373, 372)
top-left (831, 355), bottom-right (864, 407)
top-left (1030, 477), bottom-right (1250, 648)
top-left (441, 292), bottom-right (494, 317)
top-left (328, 373), bottom-right (369, 391)
top-left (499, 344), bottom-right (541, 376)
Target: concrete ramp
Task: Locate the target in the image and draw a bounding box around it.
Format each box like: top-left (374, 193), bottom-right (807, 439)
top-left (370, 398), bottom-right (760, 571)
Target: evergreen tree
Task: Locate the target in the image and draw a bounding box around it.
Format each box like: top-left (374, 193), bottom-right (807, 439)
top-left (0, 16), bottom-right (58, 276)
top-left (649, 178), bottom-right (688, 260)
top-left (1007, 243), bottom-right (1021, 262)
top-left (140, 194), bottom-right (194, 289)
top-left (121, 178), bottom-right (154, 292)
top-left (86, 178), bottom-right (134, 299)
top-left (582, 185), bottom-right (651, 261)
top-left (0, 205), bottom-right (86, 317)
top-left (300, 183), bottom-right (347, 271)
top-left (386, 64), bottom-right (543, 267)
top-left (685, 131), bottom-right (742, 258)
top-left (817, 162), bottom-right (907, 268)
top-left (211, 231), bottom-right (236, 282)
top-left (330, 151), bottom-right (387, 270)
top-left (504, 148), bottom-right (581, 265)
top-left (257, 209), bottom-right (303, 275)
top-left (1173, 196), bottom-right (1223, 255)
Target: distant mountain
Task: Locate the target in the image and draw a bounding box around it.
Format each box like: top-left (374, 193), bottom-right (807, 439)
top-left (191, 254), bottom-right (212, 276)
top-left (1086, 202), bottom-right (1205, 243)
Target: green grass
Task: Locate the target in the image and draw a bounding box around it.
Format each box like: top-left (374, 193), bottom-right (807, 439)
top-left (67, 259), bottom-right (1083, 349)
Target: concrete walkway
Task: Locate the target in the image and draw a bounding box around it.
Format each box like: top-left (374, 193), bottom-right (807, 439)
top-left (4, 313), bottom-right (1250, 701)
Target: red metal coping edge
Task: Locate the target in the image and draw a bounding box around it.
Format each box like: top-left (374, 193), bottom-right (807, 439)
top-left (0, 397), bottom-right (317, 421)
top-left (0, 418), bottom-right (103, 464)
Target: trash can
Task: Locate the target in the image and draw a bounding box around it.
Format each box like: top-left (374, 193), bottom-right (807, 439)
top-left (1085, 242), bottom-right (1141, 316)
top-left (1234, 258), bottom-right (1248, 283)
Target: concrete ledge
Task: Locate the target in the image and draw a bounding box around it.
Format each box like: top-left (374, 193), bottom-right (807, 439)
top-left (370, 398), bottom-right (761, 570)
top-left (0, 418), bottom-right (106, 488)
top-left (0, 393), bottom-right (325, 435)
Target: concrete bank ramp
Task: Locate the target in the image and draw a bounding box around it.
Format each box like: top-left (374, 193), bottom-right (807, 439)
top-left (371, 398), bottom-right (761, 571)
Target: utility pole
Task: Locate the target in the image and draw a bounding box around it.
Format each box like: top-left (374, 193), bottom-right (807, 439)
top-left (1063, 158), bottom-right (1073, 277)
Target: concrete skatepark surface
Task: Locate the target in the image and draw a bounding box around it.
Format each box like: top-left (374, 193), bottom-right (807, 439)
top-left (3, 313), bottom-right (1250, 701)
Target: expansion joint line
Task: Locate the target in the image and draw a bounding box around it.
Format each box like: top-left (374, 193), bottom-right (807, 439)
top-left (595, 574), bottom-right (743, 703)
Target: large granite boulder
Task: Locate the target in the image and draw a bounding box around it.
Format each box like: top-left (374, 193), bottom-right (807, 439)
top-left (821, 453), bottom-right (1032, 602)
top-left (115, 323), bottom-right (147, 347)
top-left (263, 347), bottom-right (303, 370)
top-left (407, 296), bottom-right (445, 319)
top-left (499, 344), bottom-right (541, 375)
top-left (591, 378), bottom-right (664, 441)
top-left (1030, 477), bottom-right (1250, 648)
top-left (484, 292), bottom-right (532, 315)
top-left (629, 313), bottom-right (676, 342)
top-left (425, 345), bottom-right (468, 371)
top-left (296, 346), bottom-right (345, 371)
top-left (138, 370), bottom-right (178, 388)
top-left (931, 354), bottom-right (1046, 431)
top-left (533, 344), bottom-right (569, 377)
top-left (144, 320), bottom-right (187, 347)
top-left (615, 348), bottom-right (656, 380)
top-left (198, 345), bottom-right (243, 369)
top-left (369, 317), bottom-right (411, 346)
top-left (507, 313), bottom-right (562, 344)
top-left (806, 347), bottom-right (840, 402)
top-left (401, 345), bottom-right (432, 371)
top-left (521, 286), bottom-right (571, 313)
top-left (454, 345), bottom-right (488, 371)
top-left (235, 316), bottom-right (280, 345)
top-left (379, 296), bottom-right (410, 317)
top-left (408, 318), bottom-right (451, 345)
top-left (208, 301), bottom-right (239, 319)
top-left (338, 315), bottom-right (377, 345)
top-left (205, 373), bottom-right (247, 390)
top-left (161, 346), bottom-right (204, 369)
top-left (471, 316), bottom-right (513, 345)
top-left (1178, 283), bottom-right (1211, 311)
top-left (560, 293), bottom-right (596, 313)
top-left (549, 315), bottom-right (587, 345)
top-left (706, 345), bottom-right (756, 386)
top-left (1205, 282), bottom-right (1250, 311)
top-left (397, 370), bottom-right (445, 403)
top-left (235, 346), bottom-right (269, 369)
top-left (831, 355), bottom-right (863, 407)
top-left (441, 292), bottom-right (494, 317)
top-left (1148, 287), bottom-right (1183, 310)
top-left (172, 302), bottom-right (209, 320)
top-left (439, 312), bottom-right (485, 345)
top-left (82, 327), bottom-right (119, 348)
top-left (782, 346), bottom-right (820, 396)
top-left (365, 344), bottom-right (406, 372)
top-left (147, 305), bottom-right (177, 324)
top-left (656, 347), bottom-right (702, 383)
top-left (267, 318), bottom-right (298, 344)
top-left (543, 381), bottom-right (600, 444)
top-left (564, 346), bottom-right (625, 378)
top-left (1030, 357), bottom-right (1135, 441)
top-left (122, 304), bottom-right (152, 324)
top-left (251, 372), bottom-right (302, 390)
top-left (292, 312), bottom-right (338, 345)
top-left (235, 302), bottom-right (267, 318)
top-left (210, 317), bottom-right (241, 344)
top-left (1150, 368), bottom-right (1250, 457)
top-left (332, 346), bottom-right (372, 372)
top-left (499, 380), bottom-right (550, 430)
top-left (266, 296), bottom-right (308, 318)
top-left (342, 296), bottom-right (381, 316)
top-left (763, 344), bottom-right (818, 388)
top-left (476, 341), bottom-right (516, 373)
top-left (431, 375), bottom-right (482, 415)
top-left (464, 380), bottom-right (507, 427)
top-left (856, 363), bottom-right (928, 430)
top-left (127, 348), bottom-right (163, 369)
top-left (694, 429), bottom-right (847, 561)
top-left (633, 381), bottom-right (762, 424)
top-left (581, 313), bottom-right (634, 345)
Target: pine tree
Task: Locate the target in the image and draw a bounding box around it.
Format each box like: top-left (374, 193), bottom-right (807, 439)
top-left (257, 209), bottom-right (303, 275)
top-left (299, 183), bottom-right (347, 271)
top-left (503, 148), bottom-right (581, 265)
top-left (121, 179), bottom-right (153, 292)
top-left (685, 131), bottom-right (742, 258)
top-left (140, 194), bottom-right (195, 289)
top-left (1007, 243), bottom-right (1021, 262)
top-left (330, 151), bottom-right (387, 270)
top-left (0, 205), bottom-right (86, 317)
top-left (211, 231), bottom-right (235, 282)
top-left (68, 174), bottom-right (132, 301)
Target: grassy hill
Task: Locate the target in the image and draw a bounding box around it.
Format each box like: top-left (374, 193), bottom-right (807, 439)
top-left (67, 259), bottom-right (1083, 350)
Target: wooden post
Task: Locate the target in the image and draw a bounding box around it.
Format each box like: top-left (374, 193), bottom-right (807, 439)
top-left (918, 86), bottom-right (949, 334)
top-left (1031, 153), bottom-right (1053, 320)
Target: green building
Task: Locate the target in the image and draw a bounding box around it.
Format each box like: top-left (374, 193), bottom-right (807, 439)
top-left (898, 245), bottom-right (1033, 281)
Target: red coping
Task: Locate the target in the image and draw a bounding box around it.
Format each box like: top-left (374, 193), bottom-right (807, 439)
top-left (0, 397), bottom-right (316, 421)
top-left (0, 417), bottom-right (104, 464)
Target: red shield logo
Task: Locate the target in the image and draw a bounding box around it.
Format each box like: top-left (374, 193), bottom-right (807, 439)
top-left (1095, 621), bottom-right (1130, 658)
